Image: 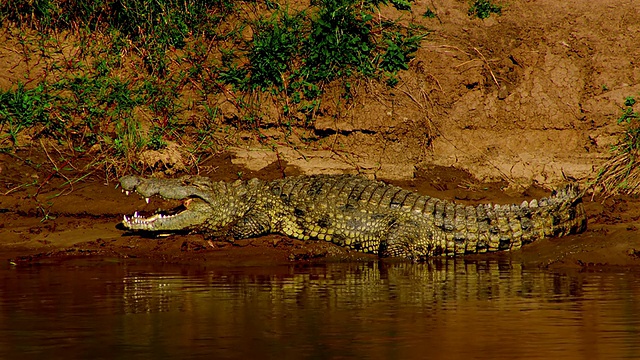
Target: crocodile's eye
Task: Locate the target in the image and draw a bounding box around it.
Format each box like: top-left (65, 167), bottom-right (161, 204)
top-left (184, 198), bottom-right (193, 208)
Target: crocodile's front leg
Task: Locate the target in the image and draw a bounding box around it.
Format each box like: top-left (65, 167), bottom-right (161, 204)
top-left (227, 210), bottom-right (273, 239)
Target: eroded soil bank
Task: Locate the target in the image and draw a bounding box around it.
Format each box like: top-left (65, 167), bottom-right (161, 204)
top-left (1, 151), bottom-right (639, 270)
top-left (2, 0), bottom-right (640, 187)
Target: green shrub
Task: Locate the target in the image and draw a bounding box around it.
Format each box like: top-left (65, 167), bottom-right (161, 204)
top-left (247, 11), bottom-right (305, 90)
top-left (468, 0), bottom-right (502, 19)
top-left (223, 0), bottom-right (425, 104)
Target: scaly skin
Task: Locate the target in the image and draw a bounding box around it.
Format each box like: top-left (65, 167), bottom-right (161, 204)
top-left (119, 174), bottom-right (587, 260)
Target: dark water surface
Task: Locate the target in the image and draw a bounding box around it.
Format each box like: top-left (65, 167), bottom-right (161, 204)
top-left (1, 258), bottom-right (639, 360)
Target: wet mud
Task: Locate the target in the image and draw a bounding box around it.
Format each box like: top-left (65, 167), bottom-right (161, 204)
top-left (2, 152), bottom-right (639, 270)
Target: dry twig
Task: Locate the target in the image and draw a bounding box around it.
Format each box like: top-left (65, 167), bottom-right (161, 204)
top-left (472, 47), bottom-right (500, 88)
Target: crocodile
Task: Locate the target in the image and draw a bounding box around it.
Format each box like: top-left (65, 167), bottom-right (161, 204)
top-left (119, 174), bottom-right (586, 260)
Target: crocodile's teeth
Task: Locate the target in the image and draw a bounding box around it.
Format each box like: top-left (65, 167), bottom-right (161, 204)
top-left (145, 198), bottom-right (150, 204)
top-left (123, 215), bottom-right (128, 221)
top-left (529, 199), bottom-right (538, 208)
top-left (125, 190), bottom-right (130, 196)
top-left (521, 200), bottom-right (528, 208)
top-left (134, 211), bottom-right (139, 218)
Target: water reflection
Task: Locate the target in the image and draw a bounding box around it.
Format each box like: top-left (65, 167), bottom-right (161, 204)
top-left (1, 259), bottom-right (639, 359)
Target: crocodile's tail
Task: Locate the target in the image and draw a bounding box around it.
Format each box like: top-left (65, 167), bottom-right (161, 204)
top-left (477, 184), bottom-right (587, 252)
top-left (540, 183), bottom-right (587, 237)
top-left (442, 183), bottom-right (587, 256)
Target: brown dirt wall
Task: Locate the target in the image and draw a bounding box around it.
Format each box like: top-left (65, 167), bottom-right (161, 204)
top-left (228, 0), bottom-right (640, 185)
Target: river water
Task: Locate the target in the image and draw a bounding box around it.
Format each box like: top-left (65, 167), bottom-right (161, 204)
top-left (1, 258), bottom-right (639, 359)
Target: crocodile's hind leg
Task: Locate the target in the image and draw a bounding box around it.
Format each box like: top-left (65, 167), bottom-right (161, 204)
top-left (378, 218), bottom-right (433, 260)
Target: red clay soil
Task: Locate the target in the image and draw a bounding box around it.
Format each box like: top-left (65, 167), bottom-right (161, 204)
top-left (1, 151), bottom-right (639, 270)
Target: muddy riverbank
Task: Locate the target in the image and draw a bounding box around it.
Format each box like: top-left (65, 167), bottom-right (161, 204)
top-left (2, 151), bottom-right (639, 270)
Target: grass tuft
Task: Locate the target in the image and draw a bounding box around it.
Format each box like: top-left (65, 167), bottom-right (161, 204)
top-left (594, 95), bottom-right (640, 197)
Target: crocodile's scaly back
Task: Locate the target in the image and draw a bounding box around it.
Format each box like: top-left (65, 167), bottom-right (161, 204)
top-left (119, 174), bottom-right (587, 260)
top-left (259, 174), bottom-right (585, 258)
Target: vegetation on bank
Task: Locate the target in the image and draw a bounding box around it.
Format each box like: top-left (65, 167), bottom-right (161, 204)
top-left (594, 95), bottom-right (640, 196)
top-left (1, 0), bottom-right (637, 200)
top-left (468, 0), bottom-right (502, 19)
top-left (0, 0), bottom-right (426, 175)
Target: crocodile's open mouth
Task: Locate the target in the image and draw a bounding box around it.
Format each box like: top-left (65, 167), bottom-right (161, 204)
top-left (121, 191), bottom-right (207, 232)
top-left (122, 199), bottom-right (191, 230)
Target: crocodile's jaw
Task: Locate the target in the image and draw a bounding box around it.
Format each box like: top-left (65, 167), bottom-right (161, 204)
top-left (122, 198), bottom-right (211, 232)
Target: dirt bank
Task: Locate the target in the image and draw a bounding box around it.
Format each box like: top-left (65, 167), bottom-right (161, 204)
top-left (2, 151), bottom-right (639, 269)
top-left (2, 1), bottom-right (639, 185)
top-left (1, 0), bottom-right (640, 268)
top-left (225, 0), bottom-right (640, 185)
